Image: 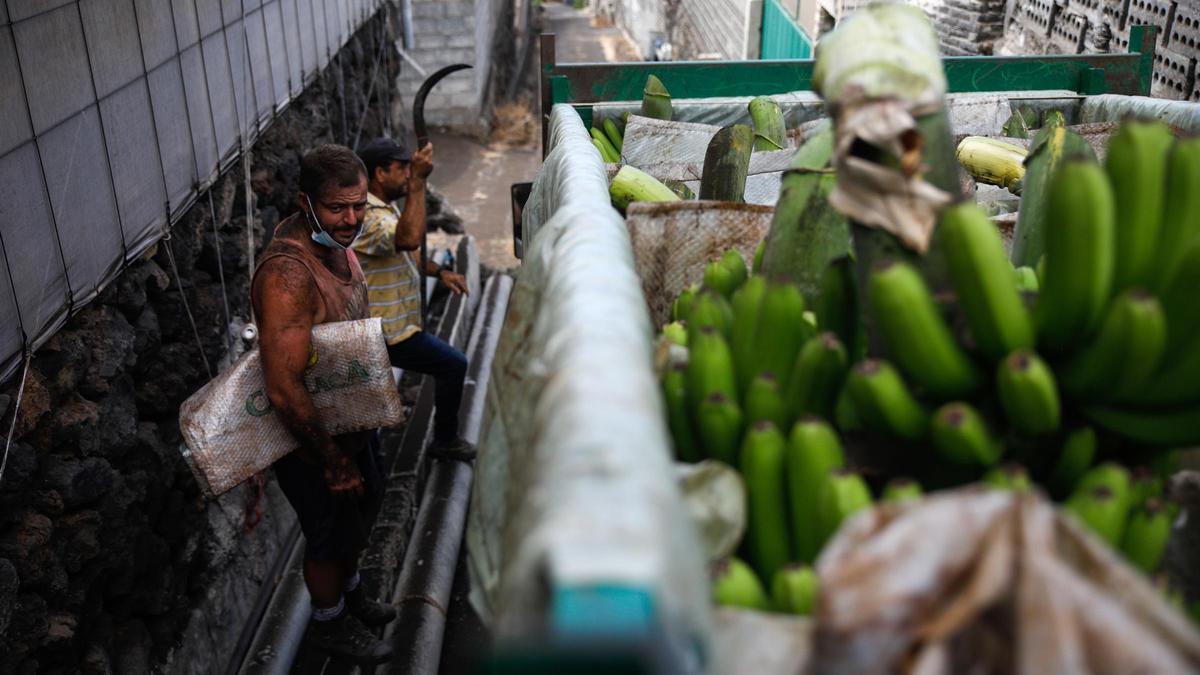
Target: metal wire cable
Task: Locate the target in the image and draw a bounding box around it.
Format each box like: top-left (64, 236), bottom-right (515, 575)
top-left (351, 16), bottom-right (392, 149)
top-left (0, 352), bottom-right (32, 488)
top-left (207, 190), bottom-right (234, 354)
top-left (163, 235), bottom-right (214, 379)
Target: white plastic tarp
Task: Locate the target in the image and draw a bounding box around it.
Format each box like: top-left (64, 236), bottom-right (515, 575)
top-left (0, 0), bottom-right (388, 383)
top-left (1081, 94), bottom-right (1200, 134)
top-left (468, 104), bottom-right (711, 670)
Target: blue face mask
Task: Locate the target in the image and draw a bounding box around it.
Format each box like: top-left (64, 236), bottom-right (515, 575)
top-left (303, 195), bottom-right (357, 250)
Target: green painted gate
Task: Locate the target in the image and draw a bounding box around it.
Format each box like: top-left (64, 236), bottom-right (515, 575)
top-left (760, 0), bottom-right (813, 59)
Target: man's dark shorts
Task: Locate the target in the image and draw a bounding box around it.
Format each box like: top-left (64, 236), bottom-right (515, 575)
top-left (273, 442), bottom-right (384, 563)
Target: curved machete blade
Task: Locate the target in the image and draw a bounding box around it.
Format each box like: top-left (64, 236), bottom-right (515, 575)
top-left (413, 63), bottom-right (472, 148)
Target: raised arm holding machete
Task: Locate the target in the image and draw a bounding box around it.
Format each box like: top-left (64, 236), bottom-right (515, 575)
top-left (350, 64), bottom-right (477, 462)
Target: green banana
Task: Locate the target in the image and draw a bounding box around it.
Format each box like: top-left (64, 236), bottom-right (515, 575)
top-left (1051, 427), bottom-right (1097, 495)
top-left (641, 74), bottom-right (673, 121)
top-left (996, 350), bottom-right (1061, 435)
top-left (731, 276), bottom-right (768, 395)
top-left (686, 326), bottom-right (737, 411)
top-left (1011, 126), bottom-right (1097, 267)
top-left (817, 470), bottom-right (873, 553)
top-left (1060, 289), bottom-right (1167, 400)
top-left (745, 373), bottom-right (789, 431)
top-left (687, 290), bottom-right (733, 342)
top-left (1082, 402), bottom-right (1200, 447)
top-left (1154, 137), bottom-right (1200, 292)
top-left (882, 478), bottom-right (924, 503)
top-left (1064, 485), bottom-right (1129, 547)
top-left (590, 127), bottom-right (620, 162)
top-left (983, 463), bottom-right (1032, 492)
top-left (752, 239), bottom-right (765, 275)
top-left (591, 138), bottom-right (612, 162)
top-left (1121, 500), bottom-right (1172, 573)
top-left (785, 417), bottom-right (845, 563)
top-left (785, 333), bottom-right (849, 423)
top-left (696, 392), bottom-right (744, 465)
top-left (939, 202), bottom-right (1034, 361)
top-left (1105, 120), bottom-right (1173, 291)
top-left (930, 402), bottom-right (1003, 467)
top-left (1129, 468), bottom-right (1165, 508)
top-left (748, 96), bottom-right (786, 151)
top-left (663, 362), bottom-right (701, 462)
top-left (817, 257), bottom-right (865, 362)
top-left (662, 321), bottom-right (687, 346)
top-left (740, 421), bottom-right (792, 583)
top-left (750, 280), bottom-right (810, 392)
top-left (1036, 159), bottom-right (1115, 353)
top-left (699, 124), bottom-right (754, 202)
top-left (771, 564), bottom-right (819, 615)
top-left (834, 385), bottom-right (861, 432)
top-left (719, 249), bottom-right (749, 293)
top-left (1126, 335), bottom-right (1200, 408)
top-left (844, 360), bottom-right (929, 442)
top-left (870, 261), bottom-right (981, 398)
top-left (1074, 462), bottom-right (1133, 512)
top-left (712, 557), bottom-right (769, 610)
top-left (603, 117), bottom-right (624, 154)
top-left (1013, 266), bottom-right (1039, 293)
top-left (673, 283), bottom-right (699, 323)
top-left (703, 258), bottom-right (739, 298)
top-left (1160, 236), bottom-right (1200, 359)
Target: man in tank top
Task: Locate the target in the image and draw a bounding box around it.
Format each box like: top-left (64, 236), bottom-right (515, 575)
top-left (251, 145), bottom-right (394, 665)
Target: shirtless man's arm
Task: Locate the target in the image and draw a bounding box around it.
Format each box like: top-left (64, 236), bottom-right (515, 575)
top-left (253, 257), bottom-right (364, 496)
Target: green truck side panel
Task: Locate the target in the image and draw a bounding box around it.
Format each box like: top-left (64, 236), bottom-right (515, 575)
top-left (760, 0), bottom-right (813, 60)
top-left (544, 25), bottom-right (1157, 106)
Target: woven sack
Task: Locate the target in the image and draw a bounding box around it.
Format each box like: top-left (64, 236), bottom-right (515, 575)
top-left (179, 318), bottom-right (403, 498)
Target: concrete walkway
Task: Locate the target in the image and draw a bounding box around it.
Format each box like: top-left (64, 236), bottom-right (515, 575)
top-left (426, 2), bottom-right (639, 271)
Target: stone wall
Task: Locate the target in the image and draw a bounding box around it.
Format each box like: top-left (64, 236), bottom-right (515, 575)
top-left (0, 10), bottom-right (402, 674)
top-left (914, 0), bottom-right (1008, 55)
top-left (396, 0), bottom-right (510, 134)
top-left (1002, 0), bottom-right (1200, 101)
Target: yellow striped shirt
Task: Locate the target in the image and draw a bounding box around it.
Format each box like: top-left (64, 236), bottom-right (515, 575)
top-left (351, 193), bottom-right (423, 345)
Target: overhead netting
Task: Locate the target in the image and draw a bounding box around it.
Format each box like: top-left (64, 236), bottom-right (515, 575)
top-left (0, 0), bottom-right (389, 382)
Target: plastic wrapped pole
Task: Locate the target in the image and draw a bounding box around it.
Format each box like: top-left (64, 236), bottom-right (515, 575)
top-left (812, 4), bottom-right (962, 349)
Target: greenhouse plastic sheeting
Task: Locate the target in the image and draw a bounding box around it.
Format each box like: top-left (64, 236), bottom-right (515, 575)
top-left (0, 0), bottom-right (387, 383)
top-left (1080, 94), bottom-right (1200, 134)
top-left (467, 104), bottom-right (711, 670)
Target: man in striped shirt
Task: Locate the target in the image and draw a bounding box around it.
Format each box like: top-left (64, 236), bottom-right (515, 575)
top-left (354, 138), bottom-right (474, 460)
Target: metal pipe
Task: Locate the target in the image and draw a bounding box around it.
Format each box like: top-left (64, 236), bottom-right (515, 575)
top-left (236, 530), bottom-right (311, 675)
top-left (401, 0), bottom-right (415, 50)
top-left (380, 274), bottom-right (512, 675)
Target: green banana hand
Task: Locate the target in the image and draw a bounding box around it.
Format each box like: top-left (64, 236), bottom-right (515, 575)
top-left (870, 261), bottom-right (980, 398)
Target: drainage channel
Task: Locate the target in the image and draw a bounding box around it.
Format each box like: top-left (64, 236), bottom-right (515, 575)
top-left (230, 240), bottom-right (511, 675)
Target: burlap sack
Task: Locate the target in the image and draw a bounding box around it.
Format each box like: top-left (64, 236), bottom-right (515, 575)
top-left (812, 486), bottom-right (1200, 674)
top-left (625, 201), bottom-right (773, 327)
top-left (179, 318), bottom-right (403, 498)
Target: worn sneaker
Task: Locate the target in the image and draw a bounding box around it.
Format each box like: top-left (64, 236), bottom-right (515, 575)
top-left (346, 586), bottom-right (397, 627)
top-left (306, 612), bottom-right (392, 665)
top-left (428, 436), bottom-right (477, 462)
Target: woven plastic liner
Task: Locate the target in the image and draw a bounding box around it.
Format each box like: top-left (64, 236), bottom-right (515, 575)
top-left (467, 104), bottom-right (711, 669)
top-left (1081, 94), bottom-right (1200, 134)
top-left (178, 317), bottom-right (403, 499)
top-left (626, 200), bottom-right (773, 328)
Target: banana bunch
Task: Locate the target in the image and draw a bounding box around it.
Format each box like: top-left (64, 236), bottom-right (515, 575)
top-left (670, 120), bottom-right (1200, 612)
